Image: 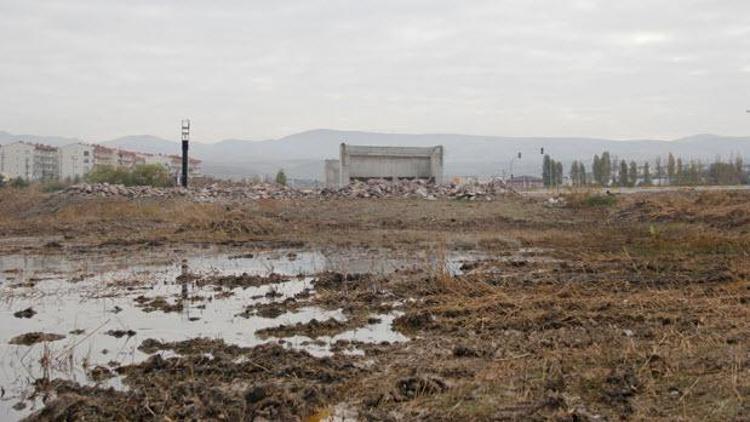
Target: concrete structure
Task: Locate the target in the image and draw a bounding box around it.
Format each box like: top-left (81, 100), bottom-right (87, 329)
top-left (0, 142), bottom-right (59, 181)
top-left (324, 159), bottom-right (340, 188)
top-left (331, 143), bottom-right (443, 187)
top-left (59, 143), bottom-right (95, 181)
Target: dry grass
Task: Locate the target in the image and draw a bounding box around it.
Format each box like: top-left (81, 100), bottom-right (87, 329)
top-left (4, 189), bottom-right (750, 420)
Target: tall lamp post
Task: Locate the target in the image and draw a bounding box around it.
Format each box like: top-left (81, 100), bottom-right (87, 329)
top-left (181, 119), bottom-right (190, 188)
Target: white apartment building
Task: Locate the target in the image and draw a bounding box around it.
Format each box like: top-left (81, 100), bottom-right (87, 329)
top-left (143, 153), bottom-right (202, 178)
top-left (58, 143), bottom-right (95, 181)
top-left (0, 142), bottom-right (60, 181)
top-left (0, 142), bottom-right (33, 180)
top-left (1, 141), bottom-right (202, 182)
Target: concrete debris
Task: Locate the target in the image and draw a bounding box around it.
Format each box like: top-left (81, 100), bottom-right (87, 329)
top-left (60, 179), bottom-right (515, 202)
top-left (544, 196), bottom-right (567, 207)
top-left (60, 182), bottom-right (314, 202)
top-left (320, 179), bottom-right (513, 200)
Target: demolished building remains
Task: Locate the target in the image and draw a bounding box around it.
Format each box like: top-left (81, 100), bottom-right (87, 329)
top-left (325, 143), bottom-right (443, 187)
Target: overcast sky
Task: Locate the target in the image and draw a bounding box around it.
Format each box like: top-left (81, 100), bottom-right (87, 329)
top-left (1, 0), bottom-right (749, 142)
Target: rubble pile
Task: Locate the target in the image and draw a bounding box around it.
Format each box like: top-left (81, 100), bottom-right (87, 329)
top-left (61, 179), bottom-right (514, 202)
top-left (60, 183), bottom-right (314, 202)
top-left (324, 179), bottom-right (512, 200)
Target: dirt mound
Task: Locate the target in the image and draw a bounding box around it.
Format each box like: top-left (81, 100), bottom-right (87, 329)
top-left (393, 311), bottom-right (435, 332)
top-left (13, 307), bottom-right (37, 318)
top-left (197, 272), bottom-right (291, 289)
top-left (104, 329), bottom-right (136, 338)
top-left (30, 340), bottom-right (363, 421)
top-left (134, 296), bottom-right (184, 313)
top-left (178, 211), bottom-right (280, 237)
top-left (256, 318), bottom-right (348, 339)
top-left (9, 332), bottom-right (65, 345)
top-left (312, 272), bottom-right (374, 290)
top-left (239, 290), bottom-right (311, 319)
top-left (616, 191), bottom-right (750, 229)
top-left (368, 375), bottom-right (448, 406)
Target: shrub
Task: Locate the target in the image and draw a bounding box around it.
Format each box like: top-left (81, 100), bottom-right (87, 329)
top-left (9, 177), bottom-right (30, 189)
top-left (585, 194), bottom-right (617, 207)
top-left (85, 164), bottom-right (174, 187)
top-left (85, 165), bottom-right (131, 185)
top-left (564, 192), bottom-right (617, 208)
top-left (130, 164), bottom-right (173, 187)
top-left (40, 180), bottom-right (68, 192)
top-left (275, 169), bottom-right (287, 186)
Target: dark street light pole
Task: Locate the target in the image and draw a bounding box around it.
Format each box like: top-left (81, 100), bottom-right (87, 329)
top-left (181, 119), bottom-right (190, 188)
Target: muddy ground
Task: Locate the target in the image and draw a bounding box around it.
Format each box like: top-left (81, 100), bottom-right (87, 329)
top-left (1, 188), bottom-right (749, 420)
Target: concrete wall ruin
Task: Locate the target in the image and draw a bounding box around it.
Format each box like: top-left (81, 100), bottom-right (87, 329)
top-left (327, 143), bottom-right (443, 187)
top-left (324, 159), bottom-right (340, 188)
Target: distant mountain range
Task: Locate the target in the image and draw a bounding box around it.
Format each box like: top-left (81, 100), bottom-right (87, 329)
top-left (2, 129), bottom-right (749, 180)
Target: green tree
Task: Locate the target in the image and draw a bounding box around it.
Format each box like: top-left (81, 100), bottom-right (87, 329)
top-left (592, 155), bottom-right (601, 185)
top-left (542, 155), bottom-right (552, 187)
top-left (736, 157), bottom-right (746, 184)
top-left (275, 169), bottom-right (287, 186)
top-left (643, 162), bottom-right (652, 186)
top-left (570, 161), bottom-right (580, 186)
top-left (10, 177), bottom-right (29, 188)
top-left (628, 161), bottom-right (638, 187)
top-left (667, 153), bottom-right (676, 184)
top-left (86, 165), bottom-right (130, 185)
top-left (555, 161), bottom-right (563, 186)
top-left (601, 152), bottom-right (612, 186)
top-left (85, 164), bottom-right (174, 187)
top-left (618, 160), bottom-right (629, 187)
top-left (654, 157), bottom-right (663, 185)
top-left (688, 161), bottom-right (703, 185)
top-left (675, 158), bottom-right (684, 185)
top-left (130, 164), bottom-right (173, 187)
top-left (579, 163), bottom-right (587, 186)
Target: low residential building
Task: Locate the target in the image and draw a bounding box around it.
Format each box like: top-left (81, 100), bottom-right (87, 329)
top-left (506, 175), bottom-right (544, 190)
top-left (118, 150), bottom-right (145, 168)
top-left (59, 143), bottom-right (95, 181)
top-left (143, 153), bottom-right (173, 170)
top-left (93, 145), bottom-right (117, 168)
top-left (0, 142), bottom-right (33, 180)
top-left (143, 153), bottom-right (202, 178)
top-left (2, 141), bottom-right (201, 183)
top-left (0, 142), bottom-right (59, 181)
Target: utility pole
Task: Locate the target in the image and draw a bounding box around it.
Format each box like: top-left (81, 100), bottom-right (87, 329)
top-left (181, 119), bottom-right (190, 188)
top-left (509, 151), bottom-right (521, 182)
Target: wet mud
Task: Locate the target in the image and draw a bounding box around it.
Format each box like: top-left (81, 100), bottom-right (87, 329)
top-left (1, 193), bottom-right (749, 420)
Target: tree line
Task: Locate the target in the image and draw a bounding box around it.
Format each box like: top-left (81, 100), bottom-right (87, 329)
top-left (542, 151), bottom-right (747, 187)
top-left (542, 154), bottom-right (563, 187)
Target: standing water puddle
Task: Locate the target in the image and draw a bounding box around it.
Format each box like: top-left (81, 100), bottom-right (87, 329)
top-left (0, 246), bottom-right (479, 419)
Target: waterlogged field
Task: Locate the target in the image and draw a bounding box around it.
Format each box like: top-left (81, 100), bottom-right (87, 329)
top-left (0, 190), bottom-right (748, 420)
top-left (0, 246), bottom-right (485, 419)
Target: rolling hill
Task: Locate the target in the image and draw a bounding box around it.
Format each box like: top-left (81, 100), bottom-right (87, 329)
top-left (3, 129), bottom-right (749, 180)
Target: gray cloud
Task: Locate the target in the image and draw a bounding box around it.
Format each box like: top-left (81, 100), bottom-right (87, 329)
top-left (1, 0), bottom-right (749, 142)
